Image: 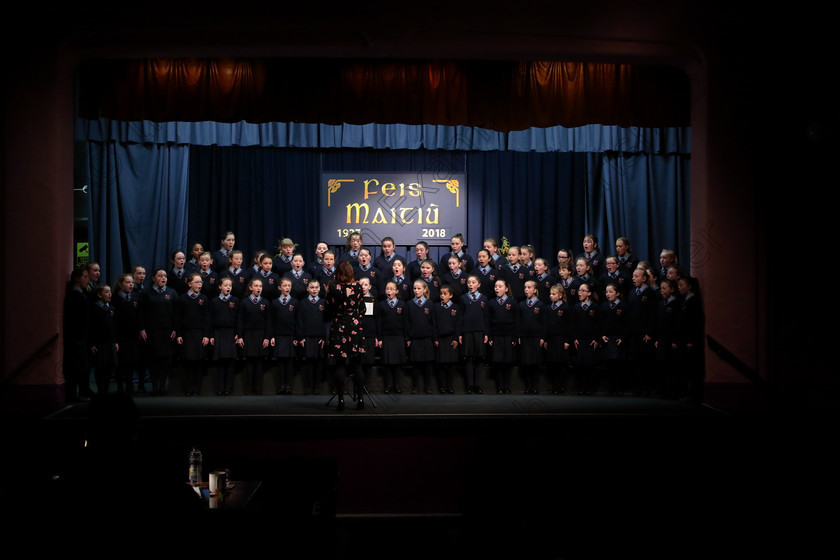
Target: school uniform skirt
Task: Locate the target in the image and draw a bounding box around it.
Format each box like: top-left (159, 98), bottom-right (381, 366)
top-left (654, 336), bottom-right (675, 362)
top-left (273, 335), bottom-right (295, 359)
top-left (380, 334), bottom-right (406, 365)
top-left (94, 344), bottom-right (118, 369)
top-left (409, 337), bottom-right (435, 363)
top-left (461, 331), bottom-right (486, 359)
top-left (517, 336), bottom-right (542, 366)
top-left (575, 337), bottom-right (599, 366)
top-left (298, 338), bottom-right (324, 360)
top-left (116, 336), bottom-right (139, 369)
top-left (146, 328), bottom-right (175, 360)
top-left (240, 330), bottom-right (266, 359)
top-left (179, 329), bottom-right (207, 361)
top-left (436, 336), bottom-right (460, 364)
top-left (490, 335), bottom-right (516, 364)
top-left (602, 335), bottom-right (628, 361)
top-left (212, 327), bottom-right (237, 360)
top-left (361, 336), bottom-right (378, 365)
top-left (544, 335), bottom-right (570, 363)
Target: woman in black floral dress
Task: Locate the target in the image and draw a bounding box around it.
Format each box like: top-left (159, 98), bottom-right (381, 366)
top-left (325, 260), bottom-right (366, 410)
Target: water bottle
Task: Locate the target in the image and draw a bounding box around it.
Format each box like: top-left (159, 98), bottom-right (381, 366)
top-left (188, 447), bottom-right (203, 486)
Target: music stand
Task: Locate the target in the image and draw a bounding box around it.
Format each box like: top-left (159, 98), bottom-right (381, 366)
top-left (325, 373), bottom-right (377, 409)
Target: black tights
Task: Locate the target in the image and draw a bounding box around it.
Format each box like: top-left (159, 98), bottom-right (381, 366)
top-left (464, 358), bottom-right (484, 390)
top-left (331, 358), bottom-right (362, 399)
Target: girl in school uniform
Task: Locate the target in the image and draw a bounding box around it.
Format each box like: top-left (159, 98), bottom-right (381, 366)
top-left (85, 262), bottom-right (102, 301)
top-left (544, 284), bottom-right (573, 394)
top-left (131, 265), bottom-right (147, 296)
top-left (209, 277), bottom-right (239, 396)
top-left (312, 250), bottom-right (337, 299)
top-left (654, 278), bottom-right (682, 399)
top-left (374, 237), bottom-right (406, 276)
top-left (552, 248), bottom-right (574, 279)
top-left (254, 253), bottom-right (282, 302)
top-left (519, 244), bottom-right (535, 271)
top-left (138, 269), bottom-right (178, 395)
top-left (570, 282), bottom-right (601, 395)
top-left (473, 249), bottom-right (499, 299)
top-left (574, 256), bottom-right (599, 300)
top-left (636, 261), bottom-right (661, 294)
top-left (113, 274), bottom-right (141, 394)
top-left (557, 263), bottom-right (580, 305)
top-left (270, 277), bottom-right (298, 395)
top-left (500, 246), bottom-right (532, 302)
top-left (197, 251), bottom-right (220, 299)
top-left (678, 275), bottom-right (705, 404)
top-left (175, 273), bottom-right (211, 396)
top-left (379, 280), bottom-right (408, 394)
top-left (627, 267), bottom-right (658, 396)
top-left (305, 241), bottom-right (329, 276)
top-left (408, 241), bottom-right (434, 282)
top-left (357, 277), bottom-right (381, 393)
top-left (433, 284), bottom-right (461, 394)
top-left (487, 278), bottom-right (520, 394)
top-left (283, 253), bottom-right (313, 302)
top-left (533, 257), bottom-right (555, 303)
top-left (577, 233), bottom-right (606, 279)
top-left (185, 242), bottom-right (204, 273)
top-left (89, 284), bottom-right (119, 394)
top-left (390, 259), bottom-right (413, 301)
top-left (614, 237), bottom-right (640, 275)
top-left (219, 249), bottom-right (248, 301)
top-left (242, 250), bottom-right (264, 289)
top-left (167, 250), bottom-right (190, 295)
top-left (338, 231), bottom-right (363, 269)
top-left (518, 280), bottom-right (547, 394)
top-left (482, 237), bottom-right (504, 269)
top-left (406, 279), bottom-right (436, 393)
top-left (600, 282), bottom-right (630, 396)
top-left (441, 253), bottom-right (469, 300)
top-left (211, 231), bottom-right (236, 273)
top-left (459, 275), bottom-right (489, 394)
top-left (236, 277), bottom-right (271, 395)
top-left (63, 267), bottom-right (93, 401)
top-left (273, 237), bottom-right (296, 277)
top-left (599, 255), bottom-right (632, 301)
top-left (295, 279), bottom-right (327, 394)
top-left (417, 258), bottom-right (442, 303)
top-left (439, 233), bottom-right (474, 273)
top-left (353, 248), bottom-right (383, 300)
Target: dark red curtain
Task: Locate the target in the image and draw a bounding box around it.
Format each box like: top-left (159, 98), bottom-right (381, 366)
top-left (77, 58), bottom-right (690, 130)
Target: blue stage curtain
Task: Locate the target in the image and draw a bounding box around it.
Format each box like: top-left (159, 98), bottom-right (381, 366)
top-left (86, 142), bottom-right (190, 283)
top-left (185, 147), bottom-right (689, 269)
top-left (80, 120), bottom-right (689, 277)
top-left (186, 147), bottom-right (324, 263)
top-left (584, 151), bottom-right (690, 265)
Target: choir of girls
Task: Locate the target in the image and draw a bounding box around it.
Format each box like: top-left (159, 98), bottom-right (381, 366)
top-left (64, 230), bottom-right (703, 402)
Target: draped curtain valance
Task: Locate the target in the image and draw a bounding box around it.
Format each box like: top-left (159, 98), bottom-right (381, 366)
top-left (76, 119), bottom-right (690, 154)
top-left (77, 58), bottom-right (691, 130)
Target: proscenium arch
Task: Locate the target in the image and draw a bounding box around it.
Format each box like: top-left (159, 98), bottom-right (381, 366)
top-left (7, 11), bottom-right (757, 410)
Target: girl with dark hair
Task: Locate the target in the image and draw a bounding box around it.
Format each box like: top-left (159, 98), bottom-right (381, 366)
top-left (138, 269), bottom-right (178, 395)
top-left (175, 273), bottom-right (211, 396)
top-left (571, 282), bottom-right (601, 395)
top-left (325, 260), bottom-right (366, 410)
top-left (63, 267), bottom-right (93, 401)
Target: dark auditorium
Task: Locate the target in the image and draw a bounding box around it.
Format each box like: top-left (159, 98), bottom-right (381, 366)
top-left (2, 2), bottom-right (833, 556)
